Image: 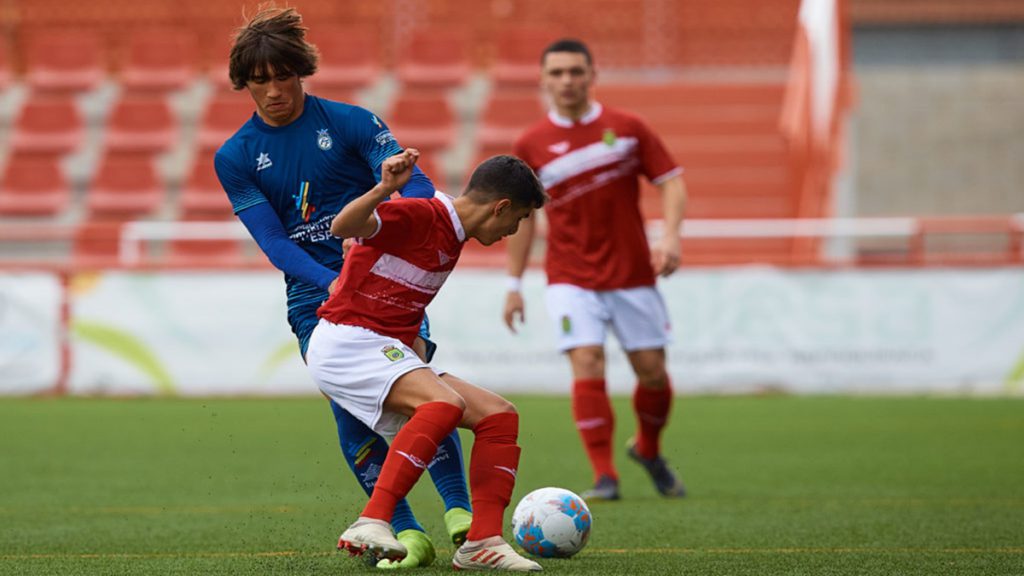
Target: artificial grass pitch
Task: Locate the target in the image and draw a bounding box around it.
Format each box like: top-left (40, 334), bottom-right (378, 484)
top-left (0, 395), bottom-right (1021, 575)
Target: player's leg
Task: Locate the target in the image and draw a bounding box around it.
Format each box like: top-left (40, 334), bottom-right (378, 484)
top-left (307, 323), bottom-right (462, 561)
top-left (440, 373), bottom-right (542, 572)
top-left (545, 284), bottom-right (619, 500)
top-left (414, 320), bottom-right (473, 545)
top-left (609, 287), bottom-right (685, 498)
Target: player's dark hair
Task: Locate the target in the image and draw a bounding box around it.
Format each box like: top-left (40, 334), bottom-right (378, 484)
top-left (541, 38), bottom-right (593, 66)
top-left (228, 5), bottom-right (319, 90)
top-left (465, 155), bottom-right (547, 210)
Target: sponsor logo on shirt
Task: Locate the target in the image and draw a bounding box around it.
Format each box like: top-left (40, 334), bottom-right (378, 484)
top-left (371, 115), bottom-right (383, 129)
top-left (293, 181), bottom-right (316, 222)
top-left (256, 152), bottom-right (272, 171)
top-left (548, 141), bottom-right (570, 155)
top-left (375, 130), bottom-right (396, 147)
top-left (382, 345), bottom-right (406, 362)
top-left (288, 213), bottom-right (335, 244)
top-left (317, 128), bottom-right (333, 151)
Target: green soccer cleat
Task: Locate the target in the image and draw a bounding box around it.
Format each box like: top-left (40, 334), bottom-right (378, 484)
top-left (376, 529), bottom-right (436, 569)
top-left (444, 507), bottom-right (473, 546)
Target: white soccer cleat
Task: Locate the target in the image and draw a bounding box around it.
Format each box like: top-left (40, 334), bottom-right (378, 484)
top-left (337, 517), bottom-right (407, 562)
top-left (452, 537), bottom-right (543, 571)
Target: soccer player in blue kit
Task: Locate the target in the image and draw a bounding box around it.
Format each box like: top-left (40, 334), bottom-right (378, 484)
top-left (213, 7), bottom-right (470, 568)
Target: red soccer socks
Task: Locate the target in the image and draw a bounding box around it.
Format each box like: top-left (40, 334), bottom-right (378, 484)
top-left (361, 401), bottom-right (464, 521)
top-left (572, 378), bottom-right (617, 481)
top-left (466, 411), bottom-right (521, 541)
top-left (633, 381), bottom-right (672, 460)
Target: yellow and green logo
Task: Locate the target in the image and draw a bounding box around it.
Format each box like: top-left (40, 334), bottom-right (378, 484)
top-left (602, 129), bottom-right (617, 146)
top-left (561, 315), bottom-right (572, 335)
top-left (382, 345), bottom-right (405, 362)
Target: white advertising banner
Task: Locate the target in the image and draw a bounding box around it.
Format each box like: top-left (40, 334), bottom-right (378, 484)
top-left (0, 273), bottom-right (62, 394)
top-left (65, 268), bottom-right (1024, 396)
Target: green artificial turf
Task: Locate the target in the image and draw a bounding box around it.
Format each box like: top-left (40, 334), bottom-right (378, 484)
top-left (1, 396), bottom-right (1021, 575)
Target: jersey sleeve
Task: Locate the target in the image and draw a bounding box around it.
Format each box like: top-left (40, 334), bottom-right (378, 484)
top-left (359, 199), bottom-right (429, 253)
top-left (634, 117), bottom-right (682, 185)
top-left (338, 105), bottom-right (436, 198)
top-left (214, 146), bottom-right (268, 214)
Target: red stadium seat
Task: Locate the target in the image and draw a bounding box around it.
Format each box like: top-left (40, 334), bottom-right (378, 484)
top-left (24, 29), bottom-right (105, 94)
top-left (11, 98), bottom-right (84, 154)
top-left (490, 27), bottom-right (558, 90)
top-left (386, 95), bottom-right (456, 152)
top-left (72, 220), bottom-right (123, 267)
top-left (305, 26), bottom-right (381, 93)
top-left (196, 94), bottom-right (254, 153)
top-left (396, 28), bottom-right (470, 92)
top-left (179, 152), bottom-right (233, 219)
top-left (120, 28), bottom-right (198, 94)
top-left (476, 93), bottom-right (545, 153)
top-left (87, 152), bottom-right (165, 220)
top-left (0, 153), bottom-right (70, 217)
top-left (104, 97), bottom-right (178, 154)
top-left (0, 39), bottom-right (12, 89)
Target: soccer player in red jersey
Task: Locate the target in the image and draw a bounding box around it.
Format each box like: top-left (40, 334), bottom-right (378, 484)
top-left (504, 38), bottom-right (688, 501)
top-left (307, 150), bottom-right (548, 571)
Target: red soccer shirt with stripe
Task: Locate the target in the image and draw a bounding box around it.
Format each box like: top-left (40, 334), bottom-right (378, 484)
top-left (317, 191), bottom-right (464, 347)
top-left (514, 103), bottom-right (681, 290)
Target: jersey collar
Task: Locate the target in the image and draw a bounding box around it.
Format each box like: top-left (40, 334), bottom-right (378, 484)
top-left (434, 191), bottom-right (466, 242)
top-left (548, 102), bottom-right (603, 128)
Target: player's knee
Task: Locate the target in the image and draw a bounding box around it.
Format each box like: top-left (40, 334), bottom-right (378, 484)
top-left (637, 367), bottom-right (669, 389)
top-left (435, 392), bottom-right (467, 413)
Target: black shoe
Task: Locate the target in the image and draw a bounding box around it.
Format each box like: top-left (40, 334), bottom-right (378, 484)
top-left (580, 474), bottom-right (620, 501)
top-left (626, 439), bottom-right (686, 498)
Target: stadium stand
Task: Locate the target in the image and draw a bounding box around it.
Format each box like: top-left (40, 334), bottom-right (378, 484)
top-left (489, 27), bottom-right (560, 90)
top-left (476, 93), bottom-right (545, 155)
top-left (304, 26), bottom-right (382, 94)
top-left (0, 153), bottom-right (70, 217)
top-left (103, 97), bottom-right (178, 155)
top-left (118, 28), bottom-right (198, 94)
top-left (22, 29), bottom-right (105, 94)
top-left (10, 98), bottom-right (84, 155)
top-left (395, 28), bottom-right (470, 93)
top-left (386, 94), bottom-right (456, 153)
top-left (86, 152), bottom-right (164, 220)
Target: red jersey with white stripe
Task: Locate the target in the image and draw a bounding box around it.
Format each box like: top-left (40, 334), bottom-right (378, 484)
top-left (514, 103), bottom-right (681, 290)
top-left (317, 191), bottom-right (464, 347)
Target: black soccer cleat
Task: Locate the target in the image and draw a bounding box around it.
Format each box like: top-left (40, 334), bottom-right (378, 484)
top-left (626, 439), bottom-right (686, 498)
top-left (580, 474), bottom-right (620, 501)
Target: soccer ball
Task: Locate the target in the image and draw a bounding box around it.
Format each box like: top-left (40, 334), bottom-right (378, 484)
top-left (511, 487), bottom-right (592, 558)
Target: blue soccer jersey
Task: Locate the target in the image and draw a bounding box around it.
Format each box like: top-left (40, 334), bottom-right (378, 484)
top-left (215, 94), bottom-right (434, 352)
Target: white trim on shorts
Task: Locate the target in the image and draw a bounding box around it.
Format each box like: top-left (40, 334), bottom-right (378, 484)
top-left (544, 283), bottom-right (671, 353)
top-left (305, 319), bottom-right (442, 436)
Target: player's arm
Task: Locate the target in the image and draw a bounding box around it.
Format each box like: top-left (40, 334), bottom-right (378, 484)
top-left (651, 174), bottom-right (687, 277)
top-left (332, 149), bottom-right (420, 239)
top-left (502, 211), bottom-right (536, 333)
top-left (215, 151), bottom-right (337, 291)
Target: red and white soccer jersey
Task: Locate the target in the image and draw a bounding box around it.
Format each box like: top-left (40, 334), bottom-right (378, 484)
top-left (317, 191), bottom-right (464, 347)
top-left (514, 103), bottom-right (681, 290)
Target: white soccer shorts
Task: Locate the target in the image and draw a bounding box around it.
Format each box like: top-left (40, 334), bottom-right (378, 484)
top-left (544, 283), bottom-right (671, 352)
top-left (306, 319), bottom-right (443, 437)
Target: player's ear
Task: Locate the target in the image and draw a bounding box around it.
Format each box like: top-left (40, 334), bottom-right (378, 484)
top-left (493, 198), bottom-right (512, 216)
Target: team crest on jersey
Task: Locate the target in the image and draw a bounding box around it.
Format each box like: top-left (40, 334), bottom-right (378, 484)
top-left (317, 128), bottom-right (333, 150)
top-left (602, 129), bottom-right (617, 146)
top-left (382, 345), bottom-right (405, 362)
top-left (561, 315), bottom-right (572, 334)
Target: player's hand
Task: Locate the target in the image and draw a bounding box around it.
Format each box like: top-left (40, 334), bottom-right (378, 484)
top-left (328, 277), bottom-right (339, 295)
top-left (503, 291), bottom-right (526, 333)
top-left (380, 148), bottom-right (419, 192)
top-left (341, 237), bottom-right (355, 258)
top-left (650, 234), bottom-right (681, 277)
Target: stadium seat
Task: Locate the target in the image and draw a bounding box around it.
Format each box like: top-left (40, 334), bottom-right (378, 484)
top-left (86, 152), bottom-right (165, 220)
top-left (396, 28), bottom-right (470, 92)
top-left (0, 39), bottom-right (12, 89)
top-left (11, 98), bottom-right (84, 154)
top-left (119, 28), bottom-right (198, 94)
top-left (179, 152), bottom-right (233, 219)
top-left (0, 153), bottom-right (70, 217)
top-left (104, 97), bottom-right (178, 154)
top-left (490, 27), bottom-right (558, 90)
top-left (196, 94), bottom-right (254, 153)
top-left (24, 29), bottom-right (105, 94)
top-left (386, 95), bottom-right (456, 152)
top-left (476, 93), bottom-right (544, 153)
top-left (305, 26), bottom-right (381, 93)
